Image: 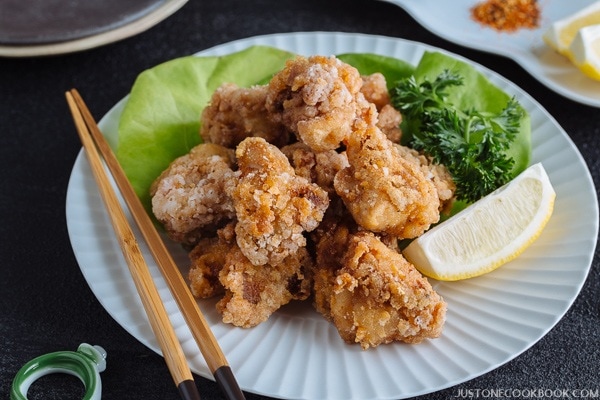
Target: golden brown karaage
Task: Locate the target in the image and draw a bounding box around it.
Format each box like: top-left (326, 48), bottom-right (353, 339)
top-left (315, 231), bottom-right (447, 349)
top-left (217, 244), bottom-right (313, 328)
top-left (360, 72), bottom-right (403, 142)
top-left (230, 137), bottom-right (329, 266)
top-left (280, 142), bottom-right (349, 197)
top-left (200, 83), bottom-right (291, 148)
top-left (394, 144), bottom-right (456, 213)
top-left (150, 143), bottom-right (237, 245)
top-left (334, 124), bottom-right (441, 239)
top-left (188, 222), bottom-right (236, 298)
top-left (265, 55), bottom-right (376, 152)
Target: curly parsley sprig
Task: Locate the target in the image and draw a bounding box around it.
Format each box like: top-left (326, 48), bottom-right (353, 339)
top-left (391, 70), bottom-right (522, 203)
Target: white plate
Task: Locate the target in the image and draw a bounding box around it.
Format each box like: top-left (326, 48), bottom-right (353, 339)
top-left (381, 0), bottom-right (600, 107)
top-left (66, 32), bottom-right (598, 399)
top-left (0, 0), bottom-right (187, 57)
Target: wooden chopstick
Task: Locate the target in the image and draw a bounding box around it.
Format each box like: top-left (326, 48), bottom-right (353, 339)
top-left (66, 89), bottom-right (246, 400)
top-left (66, 92), bottom-right (202, 400)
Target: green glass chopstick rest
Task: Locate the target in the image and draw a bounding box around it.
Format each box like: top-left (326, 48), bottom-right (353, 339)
top-left (11, 343), bottom-right (107, 400)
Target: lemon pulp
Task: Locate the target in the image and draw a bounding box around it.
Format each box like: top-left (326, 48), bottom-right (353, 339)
top-left (403, 163), bottom-right (555, 281)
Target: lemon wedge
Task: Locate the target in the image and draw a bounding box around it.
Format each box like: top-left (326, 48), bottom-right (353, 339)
top-left (543, 1), bottom-right (600, 56)
top-left (566, 24), bottom-right (600, 80)
top-left (403, 163), bottom-right (555, 281)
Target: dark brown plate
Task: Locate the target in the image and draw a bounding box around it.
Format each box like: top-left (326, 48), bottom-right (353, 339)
top-left (0, 0), bottom-right (164, 44)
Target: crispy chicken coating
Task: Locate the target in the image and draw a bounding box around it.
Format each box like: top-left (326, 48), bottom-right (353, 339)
top-left (361, 73), bottom-right (402, 142)
top-left (312, 213), bottom-right (357, 320)
top-left (280, 142), bottom-right (349, 196)
top-left (394, 144), bottom-right (456, 213)
top-left (377, 104), bottom-right (403, 143)
top-left (200, 83), bottom-right (291, 148)
top-left (188, 223), bottom-right (236, 298)
top-left (360, 72), bottom-right (390, 110)
top-left (315, 231), bottom-right (446, 349)
top-left (216, 245), bottom-right (313, 328)
top-left (230, 137), bottom-right (329, 266)
top-left (150, 143), bottom-right (237, 245)
top-left (334, 124), bottom-right (441, 239)
top-left (265, 55), bottom-right (376, 152)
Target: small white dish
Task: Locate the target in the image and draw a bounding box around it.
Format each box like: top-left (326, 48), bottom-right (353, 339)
top-left (381, 0), bottom-right (600, 107)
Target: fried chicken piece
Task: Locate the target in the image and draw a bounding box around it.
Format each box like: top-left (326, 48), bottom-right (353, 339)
top-left (265, 55), bottom-right (376, 152)
top-left (150, 143), bottom-right (237, 245)
top-left (360, 72), bottom-right (390, 110)
top-left (361, 73), bottom-right (402, 143)
top-left (230, 137), bottom-right (329, 266)
top-left (316, 231), bottom-right (446, 349)
top-left (312, 213), bottom-right (357, 320)
top-left (188, 223), bottom-right (237, 298)
top-left (377, 104), bottom-right (403, 143)
top-left (394, 144), bottom-right (456, 213)
top-left (311, 212), bottom-right (401, 317)
top-left (280, 142), bottom-right (349, 196)
top-left (200, 83), bottom-right (291, 148)
top-left (334, 124), bottom-right (441, 239)
top-left (280, 142), bottom-right (317, 181)
top-left (216, 245), bottom-right (313, 328)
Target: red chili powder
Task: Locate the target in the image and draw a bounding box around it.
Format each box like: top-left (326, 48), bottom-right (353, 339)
top-left (471, 0), bottom-right (541, 32)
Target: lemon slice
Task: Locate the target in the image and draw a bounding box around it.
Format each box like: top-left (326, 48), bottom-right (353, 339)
top-left (543, 1), bottom-right (600, 56)
top-left (567, 24), bottom-right (600, 80)
top-left (403, 163), bottom-right (555, 281)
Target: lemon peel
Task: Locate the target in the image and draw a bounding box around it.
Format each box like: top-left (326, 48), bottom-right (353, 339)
top-left (403, 163), bottom-right (555, 281)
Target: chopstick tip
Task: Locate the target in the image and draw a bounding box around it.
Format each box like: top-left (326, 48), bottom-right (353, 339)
top-left (178, 379), bottom-right (202, 400)
top-left (214, 366), bottom-right (246, 400)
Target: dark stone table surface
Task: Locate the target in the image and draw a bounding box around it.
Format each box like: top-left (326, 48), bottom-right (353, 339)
top-left (1, 1), bottom-right (598, 399)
